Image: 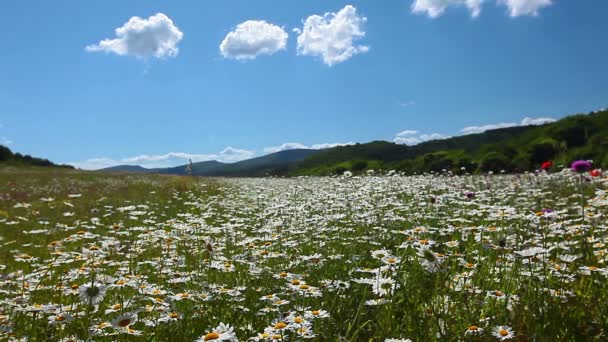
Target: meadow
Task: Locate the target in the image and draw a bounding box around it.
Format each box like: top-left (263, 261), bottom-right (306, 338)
top-left (0, 166), bottom-right (606, 341)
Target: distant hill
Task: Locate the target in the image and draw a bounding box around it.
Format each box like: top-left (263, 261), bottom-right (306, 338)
top-left (99, 149), bottom-right (321, 177)
top-left (0, 145), bottom-right (73, 169)
top-left (100, 165), bottom-right (151, 173)
top-left (98, 109), bottom-right (608, 177)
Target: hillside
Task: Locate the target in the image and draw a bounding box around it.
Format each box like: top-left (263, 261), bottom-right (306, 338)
top-left (291, 109), bottom-right (608, 175)
top-left (0, 145), bottom-right (73, 169)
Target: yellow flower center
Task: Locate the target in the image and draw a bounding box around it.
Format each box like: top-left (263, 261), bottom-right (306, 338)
top-left (274, 322), bottom-right (287, 329)
top-left (204, 332), bottom-right (220, 341)
top-left (311, 310), bottom-right (320, 316)
top-left (499, 329), bottom-right (508, 336)
top-left (468, 326), bottom-right (478, 331)
top-left (294, 317), bottom-right (304, 324)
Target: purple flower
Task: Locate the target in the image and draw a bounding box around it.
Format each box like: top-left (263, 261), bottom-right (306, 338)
top-left (571, 160), bottom-right (592, 173)
top-left (464, 191), bottom-right (475, 199)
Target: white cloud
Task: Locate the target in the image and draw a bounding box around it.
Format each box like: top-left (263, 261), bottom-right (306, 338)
top-left (296, 5), bottom-right (369, 66)
top-left (394, 136), bottom-right (421, 145)
top-left (86, 13), bottom-right (183, 59)
top-left (70, 147), bottom-right (255, 170)
top-left (264, 143), bottom-right (309, 154)
top-left (412, 0), bottom-right (552, 18)
top-left (521, 117), bottom-right (555, 126)
top-left (400, 100), bottom-right (416, 108)
top-left (461, 116), bottom-right (556, 134)
top-left (461, 122), bottom-right (517, 134)
top-left (411, 0), bottom-right (485, 18)
top-left (498, 0), bottom-right (552, 17)
top-left (420, 133), bottom-right (447, 140)
top-left (396, 130), bottom-right (418, 136)
top-left (69, 158), bottom-right (119, 170)
top-left (263, 142), bottom-right (355, 154)
top-left (1, 137), bottom-right (13, 145)
top-left (217, 146), bottom-right (256, 162)
top-left (311, 142), bottom-right (355, 149)
top-left (393, 131), bottom-right (447, 145)
top-left (220, 20), bottom-right (288, 60)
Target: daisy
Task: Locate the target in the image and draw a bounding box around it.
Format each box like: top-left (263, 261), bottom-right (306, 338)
top-left (112, 312), bottom-right (138, 330)
top-left (78, 281), bottom-right (107, 305)
top-left (492, 325), bottom-right (515, 340)
top-left (195, 322), bottom-right (238, 341)
top-left (464, 325), bottom-right (484, 336)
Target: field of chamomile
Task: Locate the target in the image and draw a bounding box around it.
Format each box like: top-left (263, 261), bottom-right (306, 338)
top-left (0, 166), bottom-right (607, 341)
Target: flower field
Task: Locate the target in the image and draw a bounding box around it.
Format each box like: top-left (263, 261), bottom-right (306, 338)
top-left (0, 167), bottom-right (607, 341)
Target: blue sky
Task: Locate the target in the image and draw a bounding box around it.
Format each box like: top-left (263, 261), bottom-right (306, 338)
top-left (1, 0), bottom-right (607, 169)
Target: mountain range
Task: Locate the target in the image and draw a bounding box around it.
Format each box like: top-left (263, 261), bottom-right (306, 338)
top-left (3, 108), bottom-right (603, 176)
top-left (98, 108), bottom-right (608, 176)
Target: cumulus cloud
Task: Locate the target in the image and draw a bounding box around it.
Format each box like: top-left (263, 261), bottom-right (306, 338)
top-left (411, 0), bottom-right (485, 18)
top-left (394, 131), bottom-right (447, 145)
top-left (86, 13), bottom-right (183, 59)
top-left (296, 5), bottom-right (369, 66)
top-left (70, 147), bottom-right (255, 170)
top-left (263, 142), bottom-right (355, 154)
top-left (220, 20), bottom-right (288, 60)
top-left (412, 0), bottom-right (552, 18)
top-left (217, 147), bottom-right (256, 162)
top-left (499, 0), bottom-right (552, 17)
top-left (461, 116), bottom-right (556, 134)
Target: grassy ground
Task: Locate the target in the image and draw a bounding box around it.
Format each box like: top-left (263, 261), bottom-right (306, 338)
top-left (0, 166), bottom-right (606, 341)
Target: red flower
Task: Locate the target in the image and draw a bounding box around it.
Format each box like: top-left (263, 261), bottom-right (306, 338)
top-left (590, 169), bottom-right (602, 177)
top-left (540, 160), bottom-right (552, 170)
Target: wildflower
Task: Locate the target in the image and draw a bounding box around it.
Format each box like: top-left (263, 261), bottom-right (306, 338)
top-left (571, 160), bottom-right (592, 173)
top-left (112, 312), bottom-right (138, 329)
top-left (492, 325), bottom-right (515, 340)
top-left (195, 322), bottom-right (237, 341)
top-left (465, 325), bottom-right (484, 336)
top-left (48, 313), bottom-right (73, 325)
top-left (305, 309), bottom-right (329, 319)
top-left (590, 169), bottom-right (602, 177)
top-left (78, 282), bottom-right (107, 305)
top-left (372, 277), bottom-right (399, 297)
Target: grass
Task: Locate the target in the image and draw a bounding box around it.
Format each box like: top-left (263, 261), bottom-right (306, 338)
top-left (0, 166), bottom-right (606, 341)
